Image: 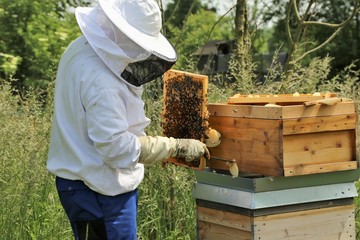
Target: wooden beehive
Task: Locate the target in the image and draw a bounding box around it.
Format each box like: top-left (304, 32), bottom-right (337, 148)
top-left (193, 170), bottom-right (359, 240)
top-left (162, 69), bottom-right (209, 170)
top-left (196, 199), bottom-right (355, 240)
top-left (207, 94), bottom-right (358, 176)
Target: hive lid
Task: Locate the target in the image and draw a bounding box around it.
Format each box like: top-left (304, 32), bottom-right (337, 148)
top-left (208, 101), bottom-right (357, 119)
top-left (227, 93), bottom-right (337, 105)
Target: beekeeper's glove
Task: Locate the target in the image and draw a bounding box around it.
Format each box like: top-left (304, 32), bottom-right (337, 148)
top-left (138, 136), bottom-right (210, 165)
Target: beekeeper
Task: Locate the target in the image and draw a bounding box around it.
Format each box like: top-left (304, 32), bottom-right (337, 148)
top-left (47, 0), bottom-right (210, 239)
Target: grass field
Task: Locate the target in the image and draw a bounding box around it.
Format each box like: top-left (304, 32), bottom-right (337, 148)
top-left (1, 58), bottom-right (360, 239)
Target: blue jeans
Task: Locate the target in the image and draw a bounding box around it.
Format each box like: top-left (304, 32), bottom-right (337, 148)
top-left (56, 177), bottom-right (138, 240)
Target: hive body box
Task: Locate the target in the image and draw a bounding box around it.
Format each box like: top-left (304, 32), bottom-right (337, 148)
top-left (196, 200), bottom-right (355, 240)
top-left (193, 170), bottom-right (359, 240)
top-left (207, 95), bottom-right (358, 176)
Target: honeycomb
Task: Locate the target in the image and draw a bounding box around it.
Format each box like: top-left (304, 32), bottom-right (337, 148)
top-left (162, 71), bottom-right (209, 168)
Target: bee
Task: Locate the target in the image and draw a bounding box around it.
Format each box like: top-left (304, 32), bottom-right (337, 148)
top-left (162, 74), bottom-right (210, 167)
top-left (162, 75), bottom-right (208, 140)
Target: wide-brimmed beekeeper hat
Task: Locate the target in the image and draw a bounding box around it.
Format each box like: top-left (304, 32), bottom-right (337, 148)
top-left (99, 0), bottom-right (176, 60)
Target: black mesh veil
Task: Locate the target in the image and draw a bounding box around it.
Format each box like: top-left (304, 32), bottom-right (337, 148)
top-left (121, 53), bottom-right (177, 87)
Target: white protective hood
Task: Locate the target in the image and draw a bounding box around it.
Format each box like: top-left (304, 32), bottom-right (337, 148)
top-left (75, 6), bottom-right (151, 86)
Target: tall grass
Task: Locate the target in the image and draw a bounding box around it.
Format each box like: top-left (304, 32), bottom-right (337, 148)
top-left (0, 56), bottom-right (360, 239)
top-left (0, 80), bottom-right (71, 239)
top-left (0, 77), bottom-right (199, 240)
top-left (138, 80), bottom-right (198, 240)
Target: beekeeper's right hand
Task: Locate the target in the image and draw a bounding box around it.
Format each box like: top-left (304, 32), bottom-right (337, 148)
top-left (138, 136), bottom-right (210, 165)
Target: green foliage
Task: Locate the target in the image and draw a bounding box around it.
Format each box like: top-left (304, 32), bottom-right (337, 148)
top-left (0, 53), bottom-right (22, 75)
top-left (164, 0), bottom-right (205, 31)
top-left (279, 56), bottom-right (333, 93)
top-left (259, 0), bottom-right (359, 76)
top-left (142, 80), bottom-right (164, 135)
top-left (0, 0), bottom-right (89, 89)
top-left (1, 1), bottom-right (360, 239)
top-left (167, 8), bottom-right (234, 69)
top-left (319, 60), bottom-right (360, 101)
top-left (216, 51), bottom-right (360, 100)
top-left (0, 79), bottom-right (72, 239)
top-left (138, 165), bottom-right (197, 240)
top-left (252, 28), bottom-right (274, 54)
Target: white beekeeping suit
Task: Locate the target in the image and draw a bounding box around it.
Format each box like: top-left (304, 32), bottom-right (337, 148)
top-left (47, 1), bottom-right (209, 196)
top-left (47, 1), bottom-right (209, 239)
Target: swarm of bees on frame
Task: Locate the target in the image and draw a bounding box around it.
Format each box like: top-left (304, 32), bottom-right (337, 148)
top-left (162, 74), bottom-right (209, 167)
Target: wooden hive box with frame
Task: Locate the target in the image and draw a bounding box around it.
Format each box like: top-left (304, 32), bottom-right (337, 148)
top-left (207, 93), bottom-right (359, 177)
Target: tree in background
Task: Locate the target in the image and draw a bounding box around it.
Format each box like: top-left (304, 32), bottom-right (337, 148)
top-left (163, 0), bottom-right (234, 70)
top-left (282, 0), bottom-right (358, 80)
top-left (310, 0), bottom-right (360, 74)
top-left (163, 0), bottom-right (205, 34)
top-left (260, 0), bottom-right (360, 79)
top-left (232, 0), bottom-right (258, 86)
top-left (2, 0), bottom-right (359, 89)
top-left (0, 0), bottom-right (91, 90)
